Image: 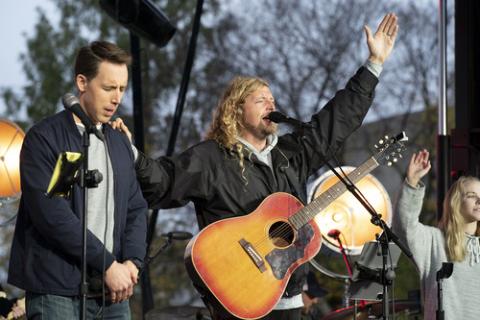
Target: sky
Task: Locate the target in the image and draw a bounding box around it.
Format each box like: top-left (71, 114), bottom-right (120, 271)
top-left (0, 1), bottom-right (56, 115)
top-left (0, 0), bottom-right (444, 120)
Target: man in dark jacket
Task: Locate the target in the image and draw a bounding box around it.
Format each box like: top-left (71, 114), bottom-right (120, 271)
top-left (116, 13), bottom-right (398, 320)
top-left (8, 41), bottom-right (148, 319)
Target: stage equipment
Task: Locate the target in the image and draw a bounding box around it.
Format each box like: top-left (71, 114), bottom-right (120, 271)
top-left (0, 119), bottom-right (25, 198)
top-left (308, 166), bottom-right (392, 255)
top-left (308, 133), bottom-right (411, 319)
top-left (99, 0), bottom-right (175, 48)
top-left (145, 230), bottom-right (193, 266)
top-left (321, 299), bottom-right (420, 320)
top-left (436, 262), bottom-right (453, 320)
top-left (145, 305), bottom-right (210, 320)
top-left (46, 152), bottom-right (83, 198)
top-left (348, 241), bottom-right (401, 302)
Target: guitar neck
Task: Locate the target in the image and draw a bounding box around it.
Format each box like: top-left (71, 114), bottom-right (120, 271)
top-left (289, 157), bottom-right (379, 229)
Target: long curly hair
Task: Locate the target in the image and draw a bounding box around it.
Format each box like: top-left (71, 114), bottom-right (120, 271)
top-left (206, 76), bottom-right (269, 173)
top-left (438, 176), bottom-right (480, 261)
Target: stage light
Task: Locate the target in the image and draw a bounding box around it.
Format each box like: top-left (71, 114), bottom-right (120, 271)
top-left (0, 119), bottom-right (25, 197)
top-left (308, 167), bottom-right (392, 255)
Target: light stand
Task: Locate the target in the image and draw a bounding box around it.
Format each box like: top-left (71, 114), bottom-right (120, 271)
top-left (324, 161), bottom-right (412, 320)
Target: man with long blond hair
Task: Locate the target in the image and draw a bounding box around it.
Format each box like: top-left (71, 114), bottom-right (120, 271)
top-left (393, 150), bottom-right (480, 320)
top-left (117, 13), bottom-right (399, 320)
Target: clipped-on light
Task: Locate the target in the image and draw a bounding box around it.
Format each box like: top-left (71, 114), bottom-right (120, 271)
top-left (308, 166), bottom-right (392, 255)
top-left (0, 119), bottom-right (25, 197)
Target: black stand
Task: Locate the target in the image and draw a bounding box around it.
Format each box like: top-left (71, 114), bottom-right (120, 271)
top-left (436, 262), bottom-right (453, 320)
top-left (144, 231), bottom-right (193, 267)
top-left (79, 128), bottom-right (103, 320)
top-left (325, 162), bottom-right (412, 320)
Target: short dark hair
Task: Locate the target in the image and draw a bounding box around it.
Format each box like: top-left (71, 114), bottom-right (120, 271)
top-left (74, 41), bottom-right (132, 80)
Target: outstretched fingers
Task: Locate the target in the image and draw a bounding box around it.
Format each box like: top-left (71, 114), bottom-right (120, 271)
top-left (376, 13), bottom-right (391, 34)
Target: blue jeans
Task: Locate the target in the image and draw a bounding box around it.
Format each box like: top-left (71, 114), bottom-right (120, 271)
top-left (25, 292), bottom-right (131, 320)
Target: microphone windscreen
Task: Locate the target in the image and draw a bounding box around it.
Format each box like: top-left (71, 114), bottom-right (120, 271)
top-left (62, 93), bottom-right (80, 109)
top-left (266, 111), bottom-right (287, 123)
top-left (161, 231), bottom-right (193, 240)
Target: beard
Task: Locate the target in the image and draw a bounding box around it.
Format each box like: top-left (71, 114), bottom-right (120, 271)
top-left (262, 122), bottom-right (277, 136)
top-left (251, 122), bottom-right (278, 140)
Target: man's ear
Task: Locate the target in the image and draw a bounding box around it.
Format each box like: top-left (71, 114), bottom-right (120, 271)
top-left (76, 74), bottom-right (88, 93)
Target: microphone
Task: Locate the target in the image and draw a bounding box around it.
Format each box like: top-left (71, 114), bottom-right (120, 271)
top-left (327, 229), bottom-right (341, 239)
top-left (266, 111), bottom-right (313, 128)
top-left (161, 231), bottom-right (193, 240)
top-left (62, 93), bottom-right (104, 141)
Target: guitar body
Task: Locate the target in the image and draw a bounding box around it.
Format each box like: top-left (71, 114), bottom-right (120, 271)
top-left (184, 192), bottom-right (322, 319)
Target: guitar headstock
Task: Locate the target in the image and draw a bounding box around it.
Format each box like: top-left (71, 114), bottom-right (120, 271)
top-left (374, 131), bottom-right (408, 166)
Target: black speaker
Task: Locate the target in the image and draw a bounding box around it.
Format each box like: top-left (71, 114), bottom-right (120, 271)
top-left (100, 0), bottom-right (176, 47)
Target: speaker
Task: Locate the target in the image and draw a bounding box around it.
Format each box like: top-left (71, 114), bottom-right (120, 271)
top-left (100, 0), bottom-right (176, 48)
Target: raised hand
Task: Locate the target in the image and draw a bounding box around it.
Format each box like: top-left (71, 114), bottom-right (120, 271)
top-left (406, 149), bottom-right (431, 187)
top-left (364, 13), bottom-right (399, 65)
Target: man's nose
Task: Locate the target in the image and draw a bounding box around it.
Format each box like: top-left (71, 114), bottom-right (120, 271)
top-left (266, 99), bottom-right (275, 110)
top-left (112, 90), bottom-right (122, 104)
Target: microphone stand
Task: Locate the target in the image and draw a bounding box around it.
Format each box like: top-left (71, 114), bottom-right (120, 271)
top-left (324, 161), bottom-right (412, 320)
top-left (268, 112), bottom-right (412, 318)
top-left (78, 123), bottom-right (103, 320)
top-left (436, 262), bottom-right (453, 320)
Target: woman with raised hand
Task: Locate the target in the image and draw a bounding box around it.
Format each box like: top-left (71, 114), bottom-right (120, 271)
top-left (393, 149), bottom-right (480, 320)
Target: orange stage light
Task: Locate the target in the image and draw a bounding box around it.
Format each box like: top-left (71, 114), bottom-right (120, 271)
top-left (309, 167), bottom-right (392, 255)
top-left (0, 119), bottom-right (25, 197)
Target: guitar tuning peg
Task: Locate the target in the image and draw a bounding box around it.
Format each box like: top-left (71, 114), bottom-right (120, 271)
top-left (387, 161), bottom-right (393, 166)
top-left (384, 135), bottom-right (389, 140)
top-left (398, 154), bottom-right (403, 159)
top-left (374, 144), bottom-right (379, 149)
top-left (393, 158), bottom-right (398, 163)
top-left (379, 139), bottom-right (384, 144)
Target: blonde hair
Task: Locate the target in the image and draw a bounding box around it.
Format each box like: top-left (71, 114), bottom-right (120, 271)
top-left (438, 176), bottom-right (480, 261)
top-left (206, 76), bottom-right (269, 174)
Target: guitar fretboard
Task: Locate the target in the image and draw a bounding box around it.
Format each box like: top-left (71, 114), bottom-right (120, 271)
top-left (289, 157), bottom-right (379, 229)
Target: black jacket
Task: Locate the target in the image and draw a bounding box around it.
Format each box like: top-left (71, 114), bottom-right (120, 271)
top-left (136, 66), bottom-right (378, 296)
top-left (8, 110), bottom-right (148, 296)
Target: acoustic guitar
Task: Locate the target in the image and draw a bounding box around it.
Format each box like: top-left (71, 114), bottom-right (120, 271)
top-left (184, 132), bottom-right (407, 319)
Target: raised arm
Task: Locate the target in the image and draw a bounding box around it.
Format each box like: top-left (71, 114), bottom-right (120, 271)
top-left (406, 149), bottom-right (431, 187)
top-left (364, 12), bottom-right (399, 65)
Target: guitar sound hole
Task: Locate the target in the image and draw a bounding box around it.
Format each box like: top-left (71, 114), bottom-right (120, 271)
top-left (268, 221), bottom-right (294, 248)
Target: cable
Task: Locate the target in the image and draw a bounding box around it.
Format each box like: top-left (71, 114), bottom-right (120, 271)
top-left (101, 130), bottom-right (110, 320)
